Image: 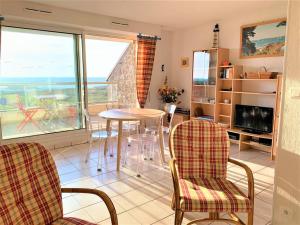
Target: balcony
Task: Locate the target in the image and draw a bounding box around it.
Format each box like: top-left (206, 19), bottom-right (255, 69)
top-left (0, 81), bottom-right (117, 139)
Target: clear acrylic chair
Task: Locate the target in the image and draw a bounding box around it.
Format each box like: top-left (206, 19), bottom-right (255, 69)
top-left (163, 104), bottom-right (177, 133)
top-left (83, 109), bottom-right (118, 171)
top-left (123, 118), bottom-right (164, 177)
top-left (146, 104), bottom-right (176, 134)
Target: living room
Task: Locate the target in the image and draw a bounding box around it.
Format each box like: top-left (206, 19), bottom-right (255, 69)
top-left (0, 1), bottom-right (299, 225)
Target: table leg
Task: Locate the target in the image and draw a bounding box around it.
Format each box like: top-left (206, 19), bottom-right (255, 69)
top-left (117, 120), bottom-right (123, 171)
top-left (158, 117), bottom-right (166, 163)
top-left (104, 119), bottom-right (111, 156)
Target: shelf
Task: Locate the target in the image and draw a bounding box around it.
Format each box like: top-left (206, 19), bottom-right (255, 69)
top-left (219, 90), bottom-right (232, 93)
top-left (219, 78), bottom-right (233, 81)
top-left (228, 128), bottom-right (273, 139)
top-left (218, 103), bottom-right (231, 106)
top-left (230, 139), bottom-right (239, 144)
top-left (191, 101), bottom-right (215, 105)
top-left (241, 141), bottom-right (272, 152)
top-left (233, 91), bottom-right (276, 96)
top-left (219, 114), bottom-right (230, 118)
top-left (233, 79), bottom-right (277, 81)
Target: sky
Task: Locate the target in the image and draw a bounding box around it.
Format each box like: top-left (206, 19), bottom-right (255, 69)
top-left (85, 38), bottom-right (129, 78)
top-left (0, 27), bottom-right (129, 79)
top-left (250, 22), bottom-right (286, 41)
top-left (193, 51), bottom-right (210, 80)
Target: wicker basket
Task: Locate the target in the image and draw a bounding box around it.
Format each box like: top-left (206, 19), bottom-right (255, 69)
top-left (246, 72), bottom-right (259, 79)
top-left (259, 72), bottom-right (273, 79)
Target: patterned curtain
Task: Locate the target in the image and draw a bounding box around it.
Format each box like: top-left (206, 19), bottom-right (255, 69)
top-left (136, 37), bottom-right (157, 108)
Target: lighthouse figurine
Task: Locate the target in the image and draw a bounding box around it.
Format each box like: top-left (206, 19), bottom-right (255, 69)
top-left (212, 24), bottom-right (219, 48)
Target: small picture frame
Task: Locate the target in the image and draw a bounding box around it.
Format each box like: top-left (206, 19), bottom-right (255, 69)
top-left (181, 57), bottom-right (189, 68)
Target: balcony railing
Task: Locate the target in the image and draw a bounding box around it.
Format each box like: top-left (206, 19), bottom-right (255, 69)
top-left (0, 81), bottom-right (117, 139)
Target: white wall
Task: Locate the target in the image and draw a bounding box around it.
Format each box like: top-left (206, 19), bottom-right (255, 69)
top-left (170, 5), bottom-right (287, 108)
top-left (272, 1), bottom-right (300, 224)
top-left (0, 1), bottom-right (162, 36)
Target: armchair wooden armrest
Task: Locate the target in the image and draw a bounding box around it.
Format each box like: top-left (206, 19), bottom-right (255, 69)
top-left (61, 188), bottom-right (118, 225)
top-left (228, 158), bottom-right (254, 203)
top-left (169, 159), bottom-right (181, 210)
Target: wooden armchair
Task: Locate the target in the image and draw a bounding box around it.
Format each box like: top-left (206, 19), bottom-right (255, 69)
top-left (0, 143), bottom-right (118, 225)
top-left (169, 120), bottom-right (254, 225)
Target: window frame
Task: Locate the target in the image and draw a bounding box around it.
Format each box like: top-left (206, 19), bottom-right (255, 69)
top-left (0, 24), bottom-right (86, 141)
top-left (0, 20), bottom-right (136, 146)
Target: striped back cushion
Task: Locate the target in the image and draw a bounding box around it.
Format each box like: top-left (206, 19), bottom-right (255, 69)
top-left (170, 120), bottom-right (229, 179)
top-left (0, 143), bottom-right (63, 224)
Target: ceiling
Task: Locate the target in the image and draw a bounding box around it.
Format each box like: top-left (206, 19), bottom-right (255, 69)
top-left (29, 0), bottom-right (287, 29)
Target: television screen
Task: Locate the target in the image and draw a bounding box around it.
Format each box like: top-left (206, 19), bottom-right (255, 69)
top-left (235, 104), bottom-right (274, 133)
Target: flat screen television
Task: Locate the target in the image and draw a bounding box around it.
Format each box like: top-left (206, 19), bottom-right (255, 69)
top-left (235, 104), bottom-right (274, 134)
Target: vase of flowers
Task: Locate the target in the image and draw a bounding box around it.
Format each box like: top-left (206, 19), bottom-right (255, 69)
top-left (158, 77), bottom-right (184, 110)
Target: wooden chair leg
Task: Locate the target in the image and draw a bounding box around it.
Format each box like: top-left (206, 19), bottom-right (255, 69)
top-left (174, 209), bottom-right (183, 225)
top-left (171, 194), bottom-right (175, 210)
top-left (248, 210), bottom-right (254, 225)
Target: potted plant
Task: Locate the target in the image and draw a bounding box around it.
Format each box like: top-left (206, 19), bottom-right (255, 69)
top-left (158, 77), bottom-right (184, 111)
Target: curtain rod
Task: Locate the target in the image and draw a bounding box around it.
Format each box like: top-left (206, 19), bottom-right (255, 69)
top-left (137, 33), bottom-right (161, 40)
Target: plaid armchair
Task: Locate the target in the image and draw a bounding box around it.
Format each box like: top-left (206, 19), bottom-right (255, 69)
top-left (0, 143), bottom-right (118, 225)
top-left (169, 120), bottom-right (254, 225)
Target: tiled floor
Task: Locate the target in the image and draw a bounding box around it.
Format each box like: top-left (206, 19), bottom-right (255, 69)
top-left (51, 140), bottom-right (274, 225)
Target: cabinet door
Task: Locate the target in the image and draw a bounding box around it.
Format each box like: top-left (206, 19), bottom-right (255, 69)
top-left (193, 51), bottom-right (210, 85)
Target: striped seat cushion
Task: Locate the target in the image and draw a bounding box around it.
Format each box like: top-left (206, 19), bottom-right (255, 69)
top-left (0, 143), bottom-right (63, 225)
top-left (52, 217), bottom-right (97, 225)
top-left (179, 177), bottom-right (251, 212)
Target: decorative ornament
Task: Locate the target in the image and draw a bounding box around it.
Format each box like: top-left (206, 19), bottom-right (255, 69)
top-left (212, 24), bottom-right (219, 48)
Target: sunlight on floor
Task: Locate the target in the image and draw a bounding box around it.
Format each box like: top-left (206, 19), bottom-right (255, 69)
top-left (51, 141), bottom-right (274, 225)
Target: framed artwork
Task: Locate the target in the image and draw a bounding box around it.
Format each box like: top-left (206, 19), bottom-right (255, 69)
top-left (240, 18), bottom-right (287, 58)
top-left (181, 57), bottom-right (189, 67)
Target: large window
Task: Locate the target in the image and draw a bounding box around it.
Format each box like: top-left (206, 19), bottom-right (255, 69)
top-left (85, 37), bottom-right (130, 104)
top-left (0, 27), bottom-right (82, 139)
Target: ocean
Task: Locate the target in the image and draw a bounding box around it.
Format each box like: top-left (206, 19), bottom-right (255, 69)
top-left (0, 76), bottom-right (108, 92)
top-left (0, 76), bottom-right (107, 83)
top-left (252, 36), bottom-right (285, 49)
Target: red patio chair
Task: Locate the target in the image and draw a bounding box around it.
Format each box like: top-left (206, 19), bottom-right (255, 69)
top-left (16, 95), bottom-right (40, 131)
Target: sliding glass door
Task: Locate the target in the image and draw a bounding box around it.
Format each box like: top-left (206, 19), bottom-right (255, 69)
top-left (0, 27), bottom-right (83, 139)
top-left (85, 36), bottom-right (130, 106)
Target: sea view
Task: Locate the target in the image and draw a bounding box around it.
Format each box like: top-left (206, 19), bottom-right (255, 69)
top-left (0, 76), bottom-right (114, 110)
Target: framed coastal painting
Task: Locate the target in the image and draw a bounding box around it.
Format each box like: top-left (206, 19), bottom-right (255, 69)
top-left (240, 18), bottom-right (287, 58)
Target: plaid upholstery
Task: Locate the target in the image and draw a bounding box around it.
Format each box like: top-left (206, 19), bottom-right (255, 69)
top-left (136, 37), bottom-right (157, 108)
top-left (52, 217), bottom-right (97, 225)
top-left (0, 143), bottom-right (63, 225)
top-left (170, 120), bottom-right (252, 214)
top-left (171, 120), bottom-right (229, 179)
top-left (179, 178), bottom-right (251, 212)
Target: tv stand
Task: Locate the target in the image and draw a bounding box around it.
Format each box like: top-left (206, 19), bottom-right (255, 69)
top-left (228, 127), bottom-right (274, 154)
top-left (241, 129), bottom-right (266, 135)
